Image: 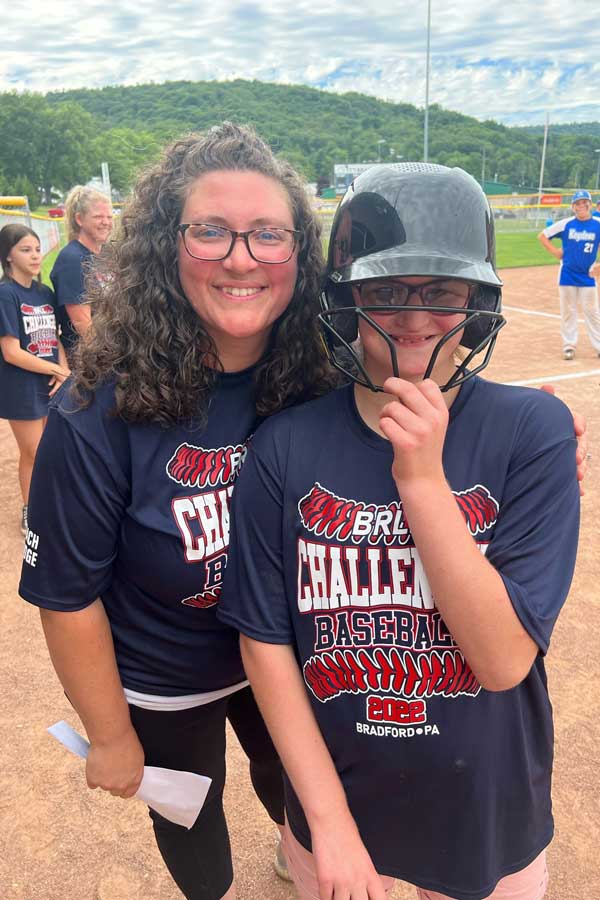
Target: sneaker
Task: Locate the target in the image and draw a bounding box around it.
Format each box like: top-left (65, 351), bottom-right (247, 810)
top-left (562, 348), bottom-right (575, 360)
top-left (274, 839), bottom-right (292, 882)
top-left (21, 505), bottom-right (28, 536)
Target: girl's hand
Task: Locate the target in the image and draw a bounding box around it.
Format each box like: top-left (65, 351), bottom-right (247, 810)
top-left (48, 364), bottom-right (71, 397)
top-left (311, 817), bottom-right (387, 900)
top-left (380, 377), bottom-right (448, 489)
top-left (86, 726), bottom-right (145, 799)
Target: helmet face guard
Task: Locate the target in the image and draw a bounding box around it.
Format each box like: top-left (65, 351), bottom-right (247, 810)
top-left (318, 301), bottom-right (506, 393)
top-left (321, 162), bottom-right (506, 392)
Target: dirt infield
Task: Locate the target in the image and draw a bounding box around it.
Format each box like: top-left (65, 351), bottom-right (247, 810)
top-left (1, 265), bottom-right (598, 900)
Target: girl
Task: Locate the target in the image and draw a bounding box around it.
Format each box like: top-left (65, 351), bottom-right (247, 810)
top-left (0, 224), bottom-right (69, 534)
top-left (218, 164), bottom-right (580, 900)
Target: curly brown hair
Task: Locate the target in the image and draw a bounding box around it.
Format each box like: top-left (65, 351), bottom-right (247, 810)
top-left (72, 122), bottom-right (338, 425)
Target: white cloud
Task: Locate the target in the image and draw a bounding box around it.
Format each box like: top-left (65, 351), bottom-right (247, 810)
top-left (2, 0), bottom-right (599, 124)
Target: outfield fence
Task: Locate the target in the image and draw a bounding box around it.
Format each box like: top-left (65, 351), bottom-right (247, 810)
top-left (312, 194), bottom-right (594, 242)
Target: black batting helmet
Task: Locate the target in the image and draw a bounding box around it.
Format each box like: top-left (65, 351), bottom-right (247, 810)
top-left (319, 162), bottom-right (506, 392)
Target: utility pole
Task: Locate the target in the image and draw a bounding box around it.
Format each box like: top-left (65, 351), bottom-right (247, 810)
top-left (424, 0), bottom-right (431, 162)
top-left (537, 112), bottom-right (549, 205)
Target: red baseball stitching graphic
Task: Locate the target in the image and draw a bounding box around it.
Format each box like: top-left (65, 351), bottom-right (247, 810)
top-left (166, 442), bottom-right (247, 489)
top-left (303, 647), bottom-right (480, 702)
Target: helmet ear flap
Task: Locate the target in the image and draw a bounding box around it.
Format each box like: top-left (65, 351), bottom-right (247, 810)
top-left (461, 286), bottom-right (501, 349)
top-left (321, 282), bottom-right (359, 345)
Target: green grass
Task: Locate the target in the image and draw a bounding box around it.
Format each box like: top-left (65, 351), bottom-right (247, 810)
top-left (40, 219), bottom-right (66, 287)
top-left (324, 231), bottom-right (558, 271)
top-left (495, 232), bottom-right (559, 269)
top-left (41, 246), bottom-right (61, 286)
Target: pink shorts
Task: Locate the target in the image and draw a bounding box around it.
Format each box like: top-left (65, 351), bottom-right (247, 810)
top-left (281, 820), bottom-right (548, 900)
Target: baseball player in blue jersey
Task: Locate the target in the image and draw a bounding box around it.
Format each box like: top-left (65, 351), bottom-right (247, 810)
top-left (219, 164), bottom-right (580, 900)
top-left (538, 189), bottom-right (600, 359)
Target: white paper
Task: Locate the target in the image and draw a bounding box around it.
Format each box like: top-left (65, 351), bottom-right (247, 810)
top-left (48, 720), bottom-right (211, 830)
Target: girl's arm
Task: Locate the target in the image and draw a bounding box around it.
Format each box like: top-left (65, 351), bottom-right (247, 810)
top-left (40, 598), bottom-right (144, 798)
top-left (241, 636), bottom-right (386, 900)
top-left (0, 335), bottom-right (70, 379)
top-left (380, 377), bottom-right (538, 692)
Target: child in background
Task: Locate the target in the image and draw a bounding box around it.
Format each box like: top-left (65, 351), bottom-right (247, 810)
top-left (0, 224), bottom-right (69, 533)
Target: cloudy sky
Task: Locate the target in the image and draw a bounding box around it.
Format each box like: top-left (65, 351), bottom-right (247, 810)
top-left (3, 0), bottom-right (599, 126)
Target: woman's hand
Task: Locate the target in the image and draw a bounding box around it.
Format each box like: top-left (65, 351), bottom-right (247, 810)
top-left (86, 726), bottom-right (145, 799)
top-left (539, 384), bottom-right (588, 495)
top-left (379, 377), bottom-right (449, 489)
top-left (311, 816), bottom-right (387, 900)
top-left (48, 364), bottom-right (71, 397)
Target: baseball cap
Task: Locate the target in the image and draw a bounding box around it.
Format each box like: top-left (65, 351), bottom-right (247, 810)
top-left (571, 189), bottom-right (592, 203)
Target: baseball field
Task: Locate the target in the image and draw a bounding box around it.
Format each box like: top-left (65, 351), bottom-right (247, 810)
top-left (0, 265), bottom-right (598, 900)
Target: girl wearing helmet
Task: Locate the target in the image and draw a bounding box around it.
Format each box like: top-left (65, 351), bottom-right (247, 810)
top-left (218, 164), bottom-right (579, 900)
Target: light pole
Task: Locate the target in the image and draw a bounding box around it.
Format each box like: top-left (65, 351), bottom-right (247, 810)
top-left (424, 0), bottom-right (432, 162)
top-left (377, 139), bottom-right (386, 163)
top-left (595, 149), bottom-right (600, 191)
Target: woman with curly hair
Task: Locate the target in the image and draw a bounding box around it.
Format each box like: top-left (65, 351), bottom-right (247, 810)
top-left (19, 122), bottom-right (337, 900)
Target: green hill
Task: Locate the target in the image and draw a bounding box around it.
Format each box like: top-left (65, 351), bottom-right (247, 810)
top-left (2, 79), bottom-right (600, 200)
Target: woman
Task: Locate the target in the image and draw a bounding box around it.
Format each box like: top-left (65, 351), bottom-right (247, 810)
top-left (218, 164), bottom-right (580, 900)
top-left (19, 123), bottom-right (336, 900)
top-left (50, 184), bottom-right (113, 354)
top-left (0, 224), bottom-right (69, 534)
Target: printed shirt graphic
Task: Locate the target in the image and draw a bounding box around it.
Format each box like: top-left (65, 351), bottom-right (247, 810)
top-left (0, 280), bottom-right (59, 419)
top-left (543, 215), bottom-right (600, 286)
top-left (20, 368), bottom-right (262, 695)
top-left (218, 380), bottom-right (579, 899)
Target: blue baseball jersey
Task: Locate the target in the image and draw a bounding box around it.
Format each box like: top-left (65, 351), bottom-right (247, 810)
top-left (543, 215), bottom-right (600, 286)
top-left (20, 369), bottom-right (263, 695)
top-left (218, 378), bottom-right (579, 900)
top-left (50, 240), bottom-right (94, 351)
top-left (0, 279), bottom-right (59, 420)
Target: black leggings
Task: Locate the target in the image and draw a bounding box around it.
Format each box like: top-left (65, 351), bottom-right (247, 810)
top-left (128, 686), bottom-right (284, 900)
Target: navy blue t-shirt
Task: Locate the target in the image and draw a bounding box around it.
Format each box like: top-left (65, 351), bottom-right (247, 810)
top-left (50, 240), bottom-right (93, 352)
top-left (20, 369), bottom-right (263, 694)
top-left (543, 215), bottom-right (600, 286)
top-left (218, 378), bottom-right (579, 900)
top-left (0, 279), bottom-right (59, 420)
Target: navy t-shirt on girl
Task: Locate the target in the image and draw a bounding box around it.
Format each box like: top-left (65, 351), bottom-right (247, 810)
top-left (0, 279), bottom-right (59, 420)
top-left (218, 378), bottom-right (579, 900)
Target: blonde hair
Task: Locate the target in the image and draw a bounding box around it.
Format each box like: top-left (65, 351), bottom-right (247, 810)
top-left (64, 185), bottom-right (110, 241)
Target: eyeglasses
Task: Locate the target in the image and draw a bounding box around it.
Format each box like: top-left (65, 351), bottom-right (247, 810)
top-left (356, 279), bottom-right (474, 317)
top-left (178, 223), bottom-right (299, 264)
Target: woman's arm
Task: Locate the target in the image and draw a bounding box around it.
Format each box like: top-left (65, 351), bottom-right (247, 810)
top-left (40, 599), bottom-right (144, 798)
top-left (241, 636), bottom-right (386, 900)
top-left (0, 335), bottom-right (70, 380)
top-left (65, 302), bottom-right (92, 335)
top-left (380, 378), bottom-right (539, 692)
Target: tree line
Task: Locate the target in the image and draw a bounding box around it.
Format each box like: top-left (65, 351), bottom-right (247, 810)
top-left (1, 79), bottom-right (599, 208)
